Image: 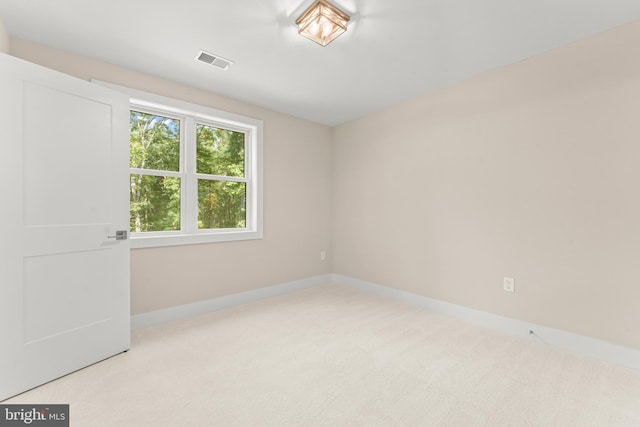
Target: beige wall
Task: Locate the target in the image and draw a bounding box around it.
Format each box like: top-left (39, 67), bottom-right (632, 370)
top-left (10, 38), bottom-right (333, 315)
top-left (333, 21), bottom-right (640, 350)
top-left (0, 16), bottom-right (9, 53)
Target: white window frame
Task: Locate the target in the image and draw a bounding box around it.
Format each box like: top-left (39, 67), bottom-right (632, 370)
top-left (94, 81), bottom-right (263, 248)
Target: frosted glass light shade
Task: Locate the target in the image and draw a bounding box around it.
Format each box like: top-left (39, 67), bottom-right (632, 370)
top-left (296, 0), bottom-right (350, 47)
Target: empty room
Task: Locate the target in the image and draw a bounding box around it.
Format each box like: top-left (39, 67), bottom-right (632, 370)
top-left (1, 0), bottom-right (640, 425)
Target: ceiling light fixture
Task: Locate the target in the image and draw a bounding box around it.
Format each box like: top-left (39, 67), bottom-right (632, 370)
top-left (295, 0), bottom-right (350, 47)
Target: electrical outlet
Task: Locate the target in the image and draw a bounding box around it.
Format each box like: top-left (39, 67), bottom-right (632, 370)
top-left (320, 250), bottom-right (326, 261)
top-left (503, 277), bottom-right (515, 293)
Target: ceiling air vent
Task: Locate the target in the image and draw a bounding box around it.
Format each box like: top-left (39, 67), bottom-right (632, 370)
top-left (195, 50), bottom-right (234, 70)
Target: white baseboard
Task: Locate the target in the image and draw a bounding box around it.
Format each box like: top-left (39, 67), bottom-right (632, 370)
top-left (332, 274), bottom-right (640, 372)
top-left (131, 274), bottom-right (332, 330)
top-left (131, 272), bottom-right (640, 372)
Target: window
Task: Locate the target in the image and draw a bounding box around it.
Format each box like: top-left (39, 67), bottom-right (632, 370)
top-left (129, 110), bottom-right (182, 233)
top-left (97, 82), bottom-right (263, 248)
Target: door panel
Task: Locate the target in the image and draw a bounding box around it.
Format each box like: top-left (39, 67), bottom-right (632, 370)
top-left (23, 249), bottom-right (115, 344)
top-left (24, 82), bottom-right (112, 226)
top-left (0, 53), bottom-right (130, 401)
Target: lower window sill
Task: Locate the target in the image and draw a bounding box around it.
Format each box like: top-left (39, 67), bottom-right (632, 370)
top-left (130, 230), bottom-right (263, 249)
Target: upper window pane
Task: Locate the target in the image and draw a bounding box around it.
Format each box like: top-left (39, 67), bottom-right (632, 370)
top-left (196, 124), bottom-right (244, 177)
top-left (130, 111), bottom-right (180, 171)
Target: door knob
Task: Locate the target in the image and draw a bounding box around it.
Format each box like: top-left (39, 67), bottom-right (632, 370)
top-left (107, 230), bottom-right (128, 240)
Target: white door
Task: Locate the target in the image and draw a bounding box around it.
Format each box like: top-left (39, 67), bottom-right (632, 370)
top-left (0, 53), bottom-right (130, 401)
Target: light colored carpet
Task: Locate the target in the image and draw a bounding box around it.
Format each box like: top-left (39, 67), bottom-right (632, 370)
top-left (6, 283), bottom-right (640, 426)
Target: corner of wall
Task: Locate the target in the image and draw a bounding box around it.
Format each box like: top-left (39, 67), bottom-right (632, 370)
top-left (0, 16), bottom-right (11, 54)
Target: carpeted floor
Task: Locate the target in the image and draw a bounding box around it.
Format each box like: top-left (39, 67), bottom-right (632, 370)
top-left (6, 283), bottom-right (640, 426)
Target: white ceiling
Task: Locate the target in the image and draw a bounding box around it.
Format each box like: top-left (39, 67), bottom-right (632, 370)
top-left (1, 0), bottom-right (640, 126)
